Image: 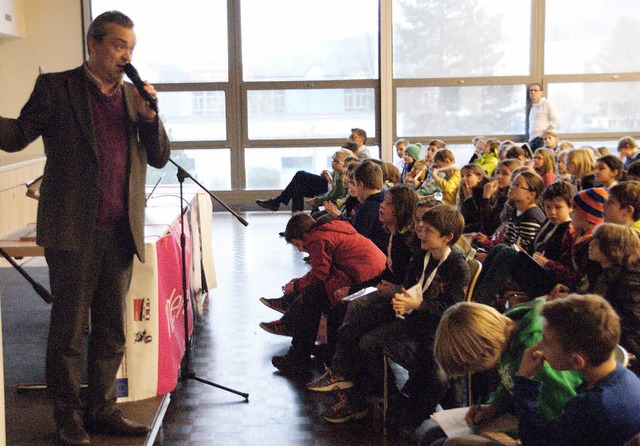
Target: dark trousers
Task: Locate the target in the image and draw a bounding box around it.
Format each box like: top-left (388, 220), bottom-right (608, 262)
top-left (45, 228), bottom-right (134, 424)
top-left (277, 170), bottom-right (328, 212)
top-left (331, 291), bottom-right (395, 379)
top-left (281, 284), bottom-right (347, 357)
top-left (529, 136), bottom-right (544, 151)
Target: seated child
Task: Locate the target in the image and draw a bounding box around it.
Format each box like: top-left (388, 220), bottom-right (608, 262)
top-left (394, 138), bottom-right (409, 172)
top-left (532, 148), bottom-right (557, 186)
top-left (628, 161), bottom-right (640, 182)
top-left (604, 181), bottom-right (640, 234)
top-left (488, 170), bottom-right (546, 255)
top-left (566, 147), bottom-right (596, 192)
top-left (469, 138), bottom-right (499, 177)
top-left (514, 294), bottom-right (640, 446)
top-left (351, 160), bottom-right (389, 253)
top-left (259, 213), bottom-right (386, 373)
top-left (401, 143), bottom-right (426, 185)
top-left (537, 187), bottom-right (608, 295)
top-left (543, 129), bottom-right (559, 153)
top-left (307, 205), bottom-right (469, 433)
top-left (618, 136), bottom-right (640, 170)
top-left (595, 154), bottom-right (626, 189)
top-left (418, 148), bottom-right (461, 206)
top-left (588, 224), bottom-right (640, 375)
top-left (256, 146), bottom-right (354, 212)
top-left (458, 164), bottom-right (490, 233)
top-left (425, 299), bottom-right (583, 445)
top-left (471, 181), bottom-right (574, 306)
top-left (473, 159), bottom-right (522, 241)
top-left (307, 148), bottom-right (353, 210)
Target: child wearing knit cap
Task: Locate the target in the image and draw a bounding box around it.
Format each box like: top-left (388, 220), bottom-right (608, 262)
top-left (401, 142), bottom-right (425, 186)
top-left (536, 187), bottom-right (608, 299)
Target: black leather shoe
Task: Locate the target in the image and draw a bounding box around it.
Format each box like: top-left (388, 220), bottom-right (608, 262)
top-left (256, 198), bottom-right (281, 211)
top-left (57, 414), bottom-right (91, 445)
top-left (85, 411), bottom-right (150, 437)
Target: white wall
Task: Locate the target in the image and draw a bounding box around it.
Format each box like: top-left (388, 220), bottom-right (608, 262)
top-left (0, 0), bottom-right (84, 164)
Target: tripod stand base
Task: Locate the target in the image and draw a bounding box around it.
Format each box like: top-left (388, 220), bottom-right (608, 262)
top-left (181, 368), bottom-right (249, 400)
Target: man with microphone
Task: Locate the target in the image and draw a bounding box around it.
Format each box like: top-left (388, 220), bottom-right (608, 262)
top-left (0, 10), bottom-right (170, 445)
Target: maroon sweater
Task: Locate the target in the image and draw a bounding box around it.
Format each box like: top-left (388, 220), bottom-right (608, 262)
top-left (88, 81), bottom-right (129, 230)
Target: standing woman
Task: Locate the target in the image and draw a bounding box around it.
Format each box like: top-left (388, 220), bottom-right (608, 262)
top-left (566, 147), bottom-right (596, 192)
top-left (595, 154), bottom-right (626, 189)
top-left (589, 223), bottom-right (640, 375)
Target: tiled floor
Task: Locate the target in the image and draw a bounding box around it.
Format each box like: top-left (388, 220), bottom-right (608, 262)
top-left (160, 211), bottom-right (416, 446)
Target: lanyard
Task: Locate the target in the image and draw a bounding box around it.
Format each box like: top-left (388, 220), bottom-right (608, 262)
top-left (386, 232), bottom-right (394, 271)
top-left (418, 247), bottom-right (452, 295)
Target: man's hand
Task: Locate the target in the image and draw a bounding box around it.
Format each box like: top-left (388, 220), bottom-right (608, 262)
top-left (135, 81), bottom-right (158, 122)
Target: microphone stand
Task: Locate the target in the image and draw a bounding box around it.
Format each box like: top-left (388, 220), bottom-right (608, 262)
top-left (0, 246), bottom-right (53, 304)
top-left (170, 158), bottom-right (249, 400)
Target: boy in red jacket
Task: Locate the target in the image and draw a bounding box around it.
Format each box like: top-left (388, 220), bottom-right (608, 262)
top-left (261, 213), bottom-right (387, 373)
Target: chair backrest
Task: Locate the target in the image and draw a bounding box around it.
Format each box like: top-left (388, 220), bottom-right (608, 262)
top-left (615, 344), bottom-right (630, 368)
top-left (466, 258), bottom-right (482, 302)
top-left (625, 431), bottom-right (640, 446)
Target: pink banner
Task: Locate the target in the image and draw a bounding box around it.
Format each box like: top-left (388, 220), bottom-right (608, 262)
top-left (155, 215), bottom-right (193, 395)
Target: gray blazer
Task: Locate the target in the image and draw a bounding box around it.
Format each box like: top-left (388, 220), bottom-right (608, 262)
top-left (0, 66), bottom-right (171, 262)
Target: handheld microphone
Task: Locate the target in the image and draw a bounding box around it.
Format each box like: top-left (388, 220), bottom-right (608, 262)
top-left (123, 63), bottom-right (158, 113)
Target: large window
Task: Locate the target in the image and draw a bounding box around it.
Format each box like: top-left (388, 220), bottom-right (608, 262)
top-left (89, 1), bottom-right (640, 196)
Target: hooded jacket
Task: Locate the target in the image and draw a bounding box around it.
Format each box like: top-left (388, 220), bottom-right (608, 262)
top-left (293, 219), bottom-right (386, 307)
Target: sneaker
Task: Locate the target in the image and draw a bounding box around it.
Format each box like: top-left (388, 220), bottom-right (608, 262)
top-left (259, 296), bottom-right (289, 314)
top-left (256, 198), bottom-right (281, 211)
top-left (306, 365), bottom-right (353, 392)
top-left (272, 352), bottom-right (310, 374)
top-left (259, 319), bottom-right (293, 337)
top-left (321, 391), bottom-right (370, 424)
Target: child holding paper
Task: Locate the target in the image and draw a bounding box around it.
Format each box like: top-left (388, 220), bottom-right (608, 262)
top-left (424, 299), bottom-right (582, 445)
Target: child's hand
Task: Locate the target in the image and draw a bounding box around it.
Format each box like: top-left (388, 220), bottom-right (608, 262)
top-left (333, 286), bottom-right (350, 301)
top-left (376, 280), bottom-right (396, 298)
top-left (392, 290), bottom-right (420, 315)
top-left (324, 201), bottom-right (340, 217)
top-left (462, 178), bottom-right (472, 199)
top-left (431, 167), bottom-right (439, 178)
top-left (282, 281), bottom-right (296, 295)
top-left (321, 170), bottom-right (332, 182)
top-left (532, 252), bottom-right (548, 266)
top-left (483, 180), bottom-right (499, 198)
top-left (547, 283), bottom-right (570, 301)
top-left (472, 232), bottom-right (490, 245)
top-left (465, 404), bottom-right (497, 427)
top-left (308, 198), bottom-right (317, 207)
top-left (517, 341), bottom-right (545, 379)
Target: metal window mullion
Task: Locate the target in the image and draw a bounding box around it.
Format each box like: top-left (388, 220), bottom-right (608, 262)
top-left (228, 0), bottom-right (245, 190)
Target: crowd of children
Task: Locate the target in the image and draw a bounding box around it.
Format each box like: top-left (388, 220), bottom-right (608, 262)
top-left (256, 131), bottom-right (640, 445)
